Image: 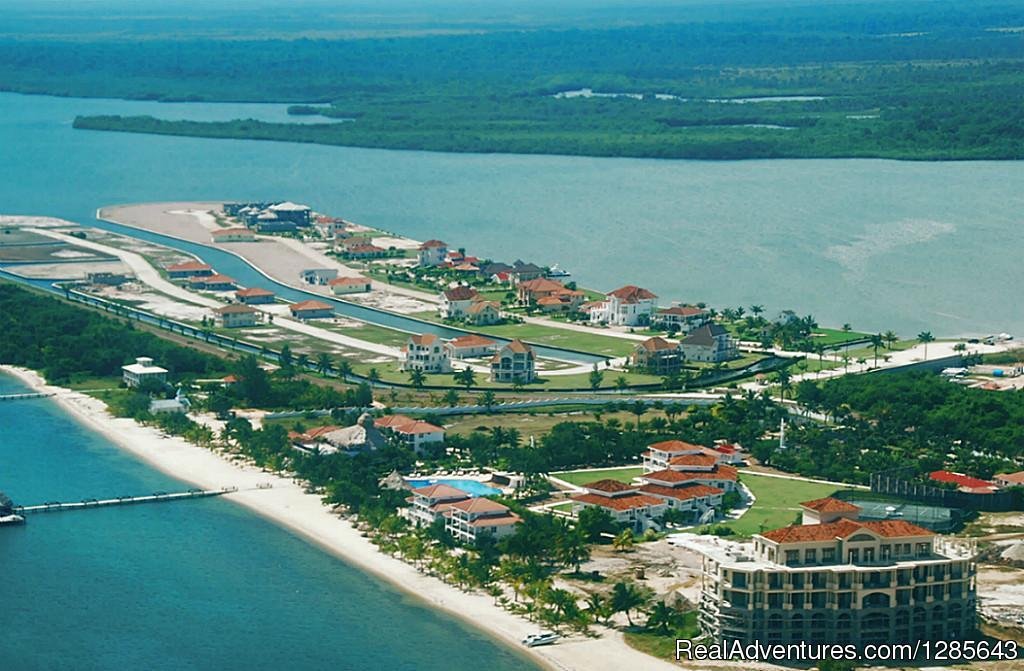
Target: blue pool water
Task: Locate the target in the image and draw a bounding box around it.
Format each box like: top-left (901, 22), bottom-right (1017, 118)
top-left (406, 479), bottom-right (502, 497)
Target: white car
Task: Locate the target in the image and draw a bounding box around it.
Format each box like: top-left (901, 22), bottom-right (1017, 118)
top-left (522, 632), bottom-right (560, 648)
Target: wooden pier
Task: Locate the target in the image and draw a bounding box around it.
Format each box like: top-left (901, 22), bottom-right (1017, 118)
top-left (13, 487), bottom-right (238, 514)
top-left (0, 392), bottom-right (56, 402)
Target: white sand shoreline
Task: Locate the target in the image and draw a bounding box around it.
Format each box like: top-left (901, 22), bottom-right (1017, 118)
top-left (0, 365), bottom-right (678, 671)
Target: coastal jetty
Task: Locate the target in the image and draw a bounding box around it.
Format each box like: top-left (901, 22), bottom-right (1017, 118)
top-left (13, 487), bottom-right (239, 515)
top-left (0, 391), bottom-right (56, 402)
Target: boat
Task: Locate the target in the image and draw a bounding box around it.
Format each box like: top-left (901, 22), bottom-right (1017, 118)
top-left (522, 631), bottom-right (560, 647)
top-left (0, 491), bottom-right (24, 525)
top-left (546, 264), bottom-right (571, 278)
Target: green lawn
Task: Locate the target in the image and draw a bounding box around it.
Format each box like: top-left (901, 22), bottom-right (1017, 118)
top-left (470, 322), bottom-right (637, 357)
top-left (553, 467), bottom-right (844, 537)
top-left (623, 612), bottom-right (701, 661)
top-left (552, 466), bottom-right (643, 486)
top-left (724, 473), bottom-right (840, 536)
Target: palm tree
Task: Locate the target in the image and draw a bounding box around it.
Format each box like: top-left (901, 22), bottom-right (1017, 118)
top-left (610, 581), bottom-right (649, 627)
top-left (613, 529), bottom-right (634, 553)
top-left (917, 331), bottom-right (935, 359)
top-left (615, 375), bottom-right (629, 392)
top-left (870, 334), bottom-right (884, 366)
top-left (776, 368), bottom-right (792, 401)
top-left (883, 330), bottom-right (898, 349)
top-left (750, 304), bottom-right (764, 317)
top-left (336, 357), bottom-right (353, 380)
top-left (409, 369), bottom-right (427, 389)
top-left (645, 600), bottom-right (679, 635)
top-left (629, 401), bottom-right (647, 432)
top-left (296, 353), bottom-right (309, 372)
top-left (480, 389), bottom-right (496, 413)
top-left (316, 352), bottom-right (333, 376)
top-left (585, 592), bottom-right (611, 625)
top-left (443, 389), bottom-right (460, 407)
top-left (455, 367), bottom-right (476, 390)
top-left (367, 368), bottom-right (381, 386)
top-left (555, 527), bottom-right (590, 574)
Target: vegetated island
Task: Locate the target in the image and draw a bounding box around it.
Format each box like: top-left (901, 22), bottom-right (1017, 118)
top-left (9, 0), bottom-right (1024, 161)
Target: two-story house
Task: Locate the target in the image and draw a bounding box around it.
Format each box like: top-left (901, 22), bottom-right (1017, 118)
top-left (402, 334), bottom-right (452, 373)
top-left (490, 339), bottom-right (536, 383)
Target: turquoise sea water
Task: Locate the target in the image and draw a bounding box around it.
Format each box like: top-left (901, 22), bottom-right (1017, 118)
top-left (0, 92), bottom-right (1022, 337)
top-left (0, 374), bottom-right (534, 671)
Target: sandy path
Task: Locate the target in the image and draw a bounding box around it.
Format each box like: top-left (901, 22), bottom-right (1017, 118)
top-left (1, 365), bottom-right (680, 671)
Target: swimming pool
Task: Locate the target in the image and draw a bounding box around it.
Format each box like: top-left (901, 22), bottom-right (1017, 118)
top-left (406, 478), bottom-right (502, 497)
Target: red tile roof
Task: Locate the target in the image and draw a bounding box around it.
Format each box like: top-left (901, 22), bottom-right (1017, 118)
top-left (443, 285), bottom-right (479, 301)
top-left (329, 276), bottom-right (369, 286)
top-left (929, 470), bottom-right (994, 490)
top-left (394, 420), bottom-right (444, 435)
top-left (420, 239), bottom-right (447, 249)
top-left (466, 300), bottom-right (499, 314)
top-left (235, 287), bottom-right (274, 297)
top-left (167, 261), bottom-right (211, 272)
top-left (215, 303), bottom-right (258, 315)
top-left (583, 479), bottom-right (638, 494)
top-left (800, 497), bottom-right (861, 513)
top-left (519, 278), bottom-right (565, 293)
top-left (996, 471), bottom-right (1024, 485)
top-left (640, 483), bottom-right (724, 501)
top-left (412, 484), bottom-right (468, 500)
top-left (658, 305), bottom-right (705, 317)
top-left (572, 493), bottom-right (665, 512)
top-left (668, 454), bottom-right (718, 468)
top-left (468, 513), bottom-right (520, 527)
top-left (409, 333), bottom-right (439, 346)
top-left (449, 497), bottom-right (510, 514)
top-left (447, 335), bottom-right (497, 348)
top-left (290, 300), bottom-right (334, 312)
top-left (502, 339), bottom-right (532, 354)
top-left (638, 336), bottom-right (678, 352)
top-left (608, 285), bottom-right (657, 303)
top-left (375, 414), bottom-right (415, 430)
top-left (649, 440), bottom-right (707, 454)
top-left (191, 273), bottom-right (236, 284)
top-left (760, 519), bottom-right (935, 544)
top-left (643, 465), bottom-right (738, 484)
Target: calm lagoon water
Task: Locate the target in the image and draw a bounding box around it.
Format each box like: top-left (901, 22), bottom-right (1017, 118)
top-left (1, 92), bottom-right (1021, 337)
top-left (0, 373), bottom-right (533, 671)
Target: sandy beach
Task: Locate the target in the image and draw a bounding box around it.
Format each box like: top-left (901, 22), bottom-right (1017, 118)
top-left (0, 364), bottom-right (680, 671)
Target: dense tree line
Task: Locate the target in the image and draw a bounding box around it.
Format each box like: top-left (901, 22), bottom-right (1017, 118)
top-left (766, 372), bottom-right (1024, 483)
top-left (4, 0), bottom-right (1023, 160)
top-left (0, 284), bottom-right (226, 383)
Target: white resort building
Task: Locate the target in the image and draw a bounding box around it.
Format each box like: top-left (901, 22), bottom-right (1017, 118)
top-left (588, 285), bottom-right (658, 326)
top-left (122, 357), bottom-right (168, 388)
top-left (445, 497), bottom-right (521, 543)
top-left (692, 498), bottom-right (977, 648)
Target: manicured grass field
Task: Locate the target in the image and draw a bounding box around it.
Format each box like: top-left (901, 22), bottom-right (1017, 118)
top-left (469, 322), bottom-right (637, 357)
top-left (552, 467), bottom-right (844, 536)
top-left (552, 466), bottom-right (643, 486)
top-left (723, 473), bottom-right (840, 536)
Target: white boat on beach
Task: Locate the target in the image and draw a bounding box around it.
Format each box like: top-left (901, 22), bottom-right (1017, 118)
top-left (0, 513), bottom-right (26, 526)
top-left (522, 631), bottom-right (560, 647)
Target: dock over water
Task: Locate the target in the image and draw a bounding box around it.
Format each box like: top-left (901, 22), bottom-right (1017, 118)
top-left (0, 392), bottom-right (56, 402)
top-left (13, 487), bottom-right (239, 514)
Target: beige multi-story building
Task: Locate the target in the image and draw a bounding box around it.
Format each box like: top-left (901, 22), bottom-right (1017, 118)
top-left (692, 498), bottom-right (976, 648)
